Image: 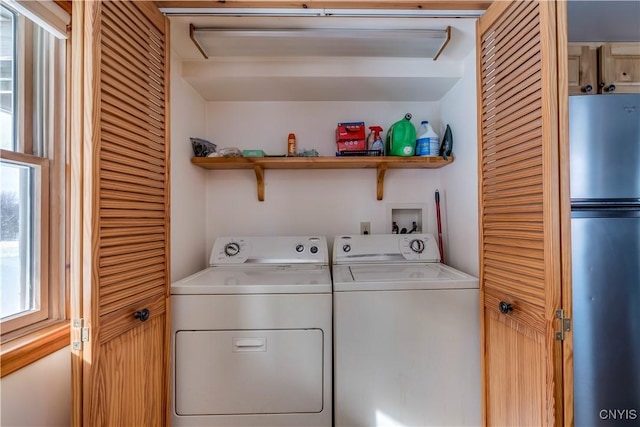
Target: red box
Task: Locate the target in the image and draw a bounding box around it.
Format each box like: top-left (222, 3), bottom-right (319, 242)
top-left (337, 139), bottom-right (367, 152)
top-left (336, 122), bottom-right (366, 152)
top-left (336, 122), bottom-right (366, 141)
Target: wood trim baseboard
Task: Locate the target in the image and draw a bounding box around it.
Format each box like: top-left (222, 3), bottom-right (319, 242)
top-left (0, 321), bottom-right (70, 377)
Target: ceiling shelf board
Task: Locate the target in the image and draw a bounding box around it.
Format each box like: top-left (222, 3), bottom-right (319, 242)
top-left (191, 155), bottom-right (453, 201)
top-left (190, 25), bottom-right (451, 59)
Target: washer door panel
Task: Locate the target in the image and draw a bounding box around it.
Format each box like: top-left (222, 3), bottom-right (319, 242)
top-left (175, 329), bottom-right (323, 415)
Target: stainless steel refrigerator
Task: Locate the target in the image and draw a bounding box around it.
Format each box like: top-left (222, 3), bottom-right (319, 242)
top-left (570, 94), bottom-right (640, 426)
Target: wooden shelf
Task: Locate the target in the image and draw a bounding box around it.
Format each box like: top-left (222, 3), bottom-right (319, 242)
top-left (192, 156), bottom-right (453, 201)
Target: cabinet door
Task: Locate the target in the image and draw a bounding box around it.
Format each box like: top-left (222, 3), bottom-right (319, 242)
top-left (568, 44), bottom-right (597, 95)
top-left (477, 0), bottom-right (569, 425)
top-left (70, 1), bottom-right (170, 426)
top-left (599, 43), bottom-right (640, 94)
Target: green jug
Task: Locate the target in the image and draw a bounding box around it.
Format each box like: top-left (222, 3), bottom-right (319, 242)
top-left (387, 113), bottom-right (416, 156)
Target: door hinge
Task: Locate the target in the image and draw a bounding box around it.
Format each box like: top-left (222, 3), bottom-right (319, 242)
top-left (555, 309), bottom-right (571, 341)
top-left (71, 318), bottom-right (90, 350)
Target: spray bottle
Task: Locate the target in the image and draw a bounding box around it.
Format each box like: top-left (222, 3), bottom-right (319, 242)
top-left (368, 126), bottom-right (384, 155)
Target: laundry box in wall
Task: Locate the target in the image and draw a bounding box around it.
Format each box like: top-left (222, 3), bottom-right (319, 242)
top-left (336, 122), bottom-right (366, 152)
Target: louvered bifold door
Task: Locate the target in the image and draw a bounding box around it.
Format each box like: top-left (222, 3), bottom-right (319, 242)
top-left (477, 1), bottom-right (564, 426)
top-left (71, 1), bottom-right (170, 426)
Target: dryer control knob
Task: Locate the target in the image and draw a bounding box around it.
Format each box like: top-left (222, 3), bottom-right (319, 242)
top-left (409, 239), bottom-right (425, 253)
top-left (310, 246), bottom-right (318, 254)
top-left (296, 244), bottom-right (305, 253)
top-left (224, 242), bottom-right (241, 257)
top-left (343, 244), bottom-right (351, 253)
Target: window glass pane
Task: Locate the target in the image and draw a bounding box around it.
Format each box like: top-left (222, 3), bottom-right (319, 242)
top-left (0, 160), bottom-right (35, 320)
top-left (0, 5), bottom-right (16, 151)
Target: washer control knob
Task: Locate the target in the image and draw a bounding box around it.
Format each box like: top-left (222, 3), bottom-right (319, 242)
top-left (224, 242), bottom-right (241, 257)
top-left (409, 239), bottom-right (425, 253)
top-left (296, 244), bottom-right (305, 253)
top-left (343, 244), bottom-right (351, 253)
top-left (310, 246), bottom-right (318, 254)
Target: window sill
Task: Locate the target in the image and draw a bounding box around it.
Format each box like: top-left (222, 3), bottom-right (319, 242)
top-left (0, 321), bottom-right (70, 378)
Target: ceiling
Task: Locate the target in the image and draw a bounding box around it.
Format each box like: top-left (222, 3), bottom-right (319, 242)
top-left (568, 0), bottom-right (640, 42)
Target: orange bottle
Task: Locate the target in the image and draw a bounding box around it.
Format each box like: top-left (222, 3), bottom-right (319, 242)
top-left (287, 133), bottom-right (297, 156)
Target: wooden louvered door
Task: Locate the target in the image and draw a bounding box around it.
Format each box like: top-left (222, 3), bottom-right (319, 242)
top-left (70, 1), bottom-right (170, 426)
top-left (477, 0), bottom-right (570, 425)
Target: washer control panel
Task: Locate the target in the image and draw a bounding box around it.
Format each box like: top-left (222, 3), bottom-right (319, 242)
top-left (211, 236), bottom-right (328, 265)
top-left (333, 234), bottom-right (440, 264)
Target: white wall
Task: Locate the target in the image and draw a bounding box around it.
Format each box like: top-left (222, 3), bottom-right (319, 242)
top-left (170, 49), bottom-right (208, 281)
top-left (0, 348), bottom-right (70, 426)
top-left (202, 102), bottom-right (448, 254)
top-left (440, 49), bottom-right (479, 276)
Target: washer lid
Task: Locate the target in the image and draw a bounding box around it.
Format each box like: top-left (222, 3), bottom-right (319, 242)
top-left (332, 263), bottom-right (478, 291)
top-left (171, 265), bottom-right (332, 294)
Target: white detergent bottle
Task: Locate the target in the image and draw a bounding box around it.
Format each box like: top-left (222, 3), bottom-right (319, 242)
top-left (416, 121), bottom-right (440, 157)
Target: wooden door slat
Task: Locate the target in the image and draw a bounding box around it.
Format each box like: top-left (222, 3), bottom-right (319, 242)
top-left (100, 248), bottom-right (166, 268)
top-left (99, 209), bottom-right (166, 219)
top-left (100, 264), bottom-right (165, 288)
top-left (101, 15), bottom-right (164, 74)
top-left (481, 1), bottom-right (537, 52)
top-left (101, 190), bottom-right (165, 206)
top-left (100, 285), bottom-right (165, 316)
top-left (101, 179), bottom-right (165, 198)
top-left (100, 255), bottom-right (166, 278)
top-left (102, 171), bottom-right (165, 191)
top-left (101, 46), bottom-right (164, 99)
top-left (102, 68), bottom-right (164, 113)
top-left (100, 232), bottom-right (165, 248)
top-left (102, 92), bottom-right (164, 130)
top-left (101, 104), bottom-right (164, 143)
top-left (105, 2), bottom-right (164, 57)
top-left (115, 1), bottom-right (164, 44)
top-left (101, 159), bottom-right (165, 183)
top-left (101, 131), bottom-right (165, 162)
top-left (101, 139), bottom-right (164, 169)
top-left (101, 150), bottom-right (165, 175)
top-left (101, 114), bottom-right (165, 148)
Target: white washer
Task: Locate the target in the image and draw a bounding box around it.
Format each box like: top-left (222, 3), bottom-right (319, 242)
top-left (172, 236), bottom-right (332, 427)
top-left (332, 234), bottom-right (480, 427)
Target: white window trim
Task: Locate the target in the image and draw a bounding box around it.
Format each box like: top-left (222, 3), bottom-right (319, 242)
top-left (0, 1), bottom-right (67, 353)
top-left (3, 0), bottom-right (69, 40)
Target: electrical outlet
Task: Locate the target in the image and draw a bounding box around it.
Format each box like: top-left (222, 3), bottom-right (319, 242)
top-left (360, 221), bottom-right (371, 235)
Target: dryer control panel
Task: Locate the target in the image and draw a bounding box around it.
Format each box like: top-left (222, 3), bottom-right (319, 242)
top-left (210, 236), bottom-right (328, 266)
top-left (333, 234), bottom-right (440, 264)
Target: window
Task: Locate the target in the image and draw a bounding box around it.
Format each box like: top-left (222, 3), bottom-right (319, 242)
top-left (0, 3), bottom-right (65, 345)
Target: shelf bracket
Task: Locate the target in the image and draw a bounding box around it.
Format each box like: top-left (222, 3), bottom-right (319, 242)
top-left (253, 165), bottom-right (265, 201)
top-left (376, 163), bottom-right (388, 200)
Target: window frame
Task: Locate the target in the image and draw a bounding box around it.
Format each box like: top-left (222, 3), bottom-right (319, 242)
top-left (0, 2), bottom-right (68, 376)
top-left (0, 149), bottom-right (50, 334)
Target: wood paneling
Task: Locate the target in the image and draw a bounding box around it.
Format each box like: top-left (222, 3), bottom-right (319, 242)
top-left (485, 308), bottom-right (546, 425)
top-left (92, 315), bottom-right (166, 426)
top-left (599, 43), bottom-right (640, 93)
top-left (154, 1), bottom-right (492, 10)
top-left (477, 1), bottom-right (565, 425)
top-left (567, 44), bottom-right (597, 95)
top-left (71, 1), bottom-right (169, 426)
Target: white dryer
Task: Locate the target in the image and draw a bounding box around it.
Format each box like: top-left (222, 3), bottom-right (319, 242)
top-left (171, 236), bottom-right (332, 427)
top-left (332, 234), bottom-right (480, 427)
